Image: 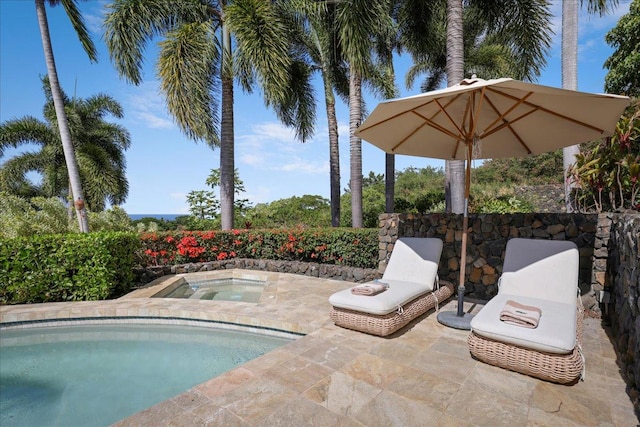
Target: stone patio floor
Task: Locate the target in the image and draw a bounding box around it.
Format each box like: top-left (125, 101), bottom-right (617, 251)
top-left (1, 270), bottom-right (638, 426)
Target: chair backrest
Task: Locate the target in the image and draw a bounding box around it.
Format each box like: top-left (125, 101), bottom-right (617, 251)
top-left (499, 238), bottom-right (579, 305)
top-left (382, 237), bottom-right (442, 284)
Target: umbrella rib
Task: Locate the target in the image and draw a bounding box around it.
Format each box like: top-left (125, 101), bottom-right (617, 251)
top-left (355, 97), bottom-right (442, 134)
top-left (434, 98), bottom-right (467, 138)
top-left (411, 111), bottom-right (462, 141)
top-left (390, 121), bottom-right (428, 152)
top-left (481, 91), bottom-right (533, 135)
top-left (479, 95), bottom-right (534, 153)
top-left (485, 87), bottom-right (608, 133)
top-left (481, 108), bottom-right (537, 144)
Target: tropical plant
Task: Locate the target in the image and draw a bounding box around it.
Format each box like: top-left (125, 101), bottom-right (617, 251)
top-left (0, 192), bottom-right (134, 238)
top-left (87, 207), bottom-right (135, 232)
top-left (104, 0), bottom-right (312, 231)
top-left (34, 0), bottom-right (98, 232)
top-left (604, 0), bottom-right (640, 97)
top-left (570, 99), bottom-right (640, 212)
top-left (186, 190), bottom-right (219, 220)
top-left (562, 0), bottom-right (619, 212)
top-left (0, 193), bottom-right (69, 238)
top-left (0, 77), bottom-right (130, 212)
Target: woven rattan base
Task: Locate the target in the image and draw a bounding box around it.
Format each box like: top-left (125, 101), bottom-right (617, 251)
top-left (329, 281), bottom-right (454, 337)
top-left (468, 300), bottom-right (584, 384)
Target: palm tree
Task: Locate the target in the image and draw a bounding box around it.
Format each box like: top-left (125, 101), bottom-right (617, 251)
top-left (35, 0), bottom-right (97, 232)
top-left (0, 77), bottom-right (130, 212)
top-left (334, 0), bottom-right (397, 228)
top-left (281, 0), bottom-right (349, 227)
top-left (398, 0), bottom-right (553, 213)
top-left (104, 0), bottom-right (309, 231)
top-left (562, 0), bottom-right (618, 212)
top-left (446, 0), bottom-right (465, 214)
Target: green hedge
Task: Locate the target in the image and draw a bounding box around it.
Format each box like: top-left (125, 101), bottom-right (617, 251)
top-left (0, 232), bottom-right (140, 305)
top-left (140, 228), bottom-right (379, 269)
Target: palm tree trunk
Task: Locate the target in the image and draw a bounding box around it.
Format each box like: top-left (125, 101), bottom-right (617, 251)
top-left (324, 77), bottom-right (341, 227)
top-left (385, 153), bottom-right (395, 213)
top-left (562, 1), bottom-right (580, 213)
top-left (349, 69), bottom-right (363, 228)
top-left (220, 20), bottom-right (235, 230)
top-left (446, 0), bottom-right (465, 215)
top-left (35, 0), bottom-right (89, 232)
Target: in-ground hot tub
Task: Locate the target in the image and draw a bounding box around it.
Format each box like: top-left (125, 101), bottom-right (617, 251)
top-left (128, 270), bottom-right (276, 303)
top-left (152, 277), bottom-right (265, 302)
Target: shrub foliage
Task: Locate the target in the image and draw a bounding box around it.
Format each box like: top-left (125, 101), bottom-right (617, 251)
top-left (0, 232), bottom-right (140, 304)
top-left (140, 228), bottom-right (379, 269)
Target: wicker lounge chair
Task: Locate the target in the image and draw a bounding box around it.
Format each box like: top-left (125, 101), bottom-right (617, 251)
top-left (468, 238), bottom-right (584, 384)
top-left (329, 237), bottom-right (453, 337)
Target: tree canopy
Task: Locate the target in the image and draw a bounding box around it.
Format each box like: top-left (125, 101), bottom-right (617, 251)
top-left (604, 0), bottom-right (640, 96)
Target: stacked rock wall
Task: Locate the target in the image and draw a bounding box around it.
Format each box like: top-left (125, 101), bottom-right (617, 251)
top-left (606, 214), bottom-right (640, 393)
top-left (378, 212), bottom-right (607, 311)
top-left (135, 258), bottom-right (380, 286)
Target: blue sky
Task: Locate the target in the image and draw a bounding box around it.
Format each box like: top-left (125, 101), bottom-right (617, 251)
top-left (0, 1), bottom-right (632, 215)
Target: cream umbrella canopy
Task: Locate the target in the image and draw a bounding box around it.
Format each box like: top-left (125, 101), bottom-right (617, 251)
top-left (355, 77), bottom-right (630, 329)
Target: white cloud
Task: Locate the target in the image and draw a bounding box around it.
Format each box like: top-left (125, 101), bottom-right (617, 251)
top-left (251, 122), bottom-right (297, 142)
top-left (277, 158), bottom-right (328, 174)
top-left (82, 1), bottom-right (108, 35)
top-left (240, 153), bottom-right (264, 166)
top-left (236, 121), bottom-right (329, 176)
top-left (132, 111), bottom-right (174, 129)
top-left (244, 186), bottom-right (273, 204)
top-left (125, 81), bottom-right (176, 130)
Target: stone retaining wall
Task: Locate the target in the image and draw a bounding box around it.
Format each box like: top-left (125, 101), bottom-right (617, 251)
top-left (135, 258), bottom-right (380, 286)
top-left (605, 214), bottom-right (640, 395)
top-left (378, 212), bottom-right (608, 312)
top-left (516, 184), bottom-right (566, 213)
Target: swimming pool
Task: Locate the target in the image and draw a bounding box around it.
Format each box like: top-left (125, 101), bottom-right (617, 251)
top-left (153, 277), bottom-right (265, 302)
top-left (0, 323), bottom-right (292, 427)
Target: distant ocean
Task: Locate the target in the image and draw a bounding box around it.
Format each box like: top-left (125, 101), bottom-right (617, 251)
top-left (129, 214), bottom-right (183, 221)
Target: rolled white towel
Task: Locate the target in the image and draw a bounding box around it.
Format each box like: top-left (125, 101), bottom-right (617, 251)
top-left (500, 299), bottom-right (542, 328)
top-left (351, 282), bottom-right (388, 296)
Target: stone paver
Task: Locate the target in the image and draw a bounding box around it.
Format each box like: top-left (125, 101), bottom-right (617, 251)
top-left (1, 270), bottom-right (637, 426)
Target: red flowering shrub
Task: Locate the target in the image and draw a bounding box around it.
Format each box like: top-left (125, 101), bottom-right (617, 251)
top-left (138, 228), bottom-right (378, 269)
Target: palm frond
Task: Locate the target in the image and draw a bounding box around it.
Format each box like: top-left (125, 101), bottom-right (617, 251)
top-left (103, 0), bottom-right (211, 85)
top-left (158, 21), bottom-right (220, 146)
top-left (58, 0), bottom-right (98, 61)
top-left (0, 117), bottom-right (55, 148)
top-left (272, 59), bottom-right (317, 142)
top-left (225, 0), bottom-right (293, 104)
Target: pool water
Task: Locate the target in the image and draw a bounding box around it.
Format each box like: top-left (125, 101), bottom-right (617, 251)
top-left (0, 324), bottom-right (291, 427)
top-left (154, 278), bottom-right (265, 303)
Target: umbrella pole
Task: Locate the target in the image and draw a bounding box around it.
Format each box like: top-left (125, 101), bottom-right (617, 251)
top-left (457, 147), bottom-right (472, 317)
top-left (437, 145), bottom-right (475, 330)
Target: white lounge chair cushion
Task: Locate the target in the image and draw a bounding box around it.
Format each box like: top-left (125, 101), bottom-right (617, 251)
top-left (329, 279), bottom-right (434, 315)
top-left (382, 238), bottom-right (442, 283)
top-left (470, 293), bottom-right (577, 354)
top-left (499, 239), bottom-right (579, 305)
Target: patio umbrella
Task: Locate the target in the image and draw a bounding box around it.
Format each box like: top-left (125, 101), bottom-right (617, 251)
top-left (355, 77), bottom-right (630, 329)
